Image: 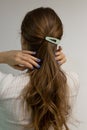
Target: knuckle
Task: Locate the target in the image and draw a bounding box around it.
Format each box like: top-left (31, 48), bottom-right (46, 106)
top-left (15, 53), bottom-right (19, 58)
top-left (15, 57), bottom-right (19, 62)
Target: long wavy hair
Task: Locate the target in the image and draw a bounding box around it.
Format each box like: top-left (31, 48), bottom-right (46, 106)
top-left (20, 7), bottom-right (71, 130)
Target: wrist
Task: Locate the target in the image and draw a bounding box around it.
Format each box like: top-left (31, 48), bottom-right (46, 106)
top-left (0, 51), bottom-right (7, 64)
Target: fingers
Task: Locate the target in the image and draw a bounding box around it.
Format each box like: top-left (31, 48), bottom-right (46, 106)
top-left (21, 56), bottom-right (40, 67)
top-left (26, 54), bottom-right (40, 62)
top-left (15, 50), bottom-right (41, 69)
top-left (19, 58), bottom-right (39, 69)
top-left (57, 46), bottom-right (62, 51)
top-left (21, 51), bottom-right (41, 63)
top-left (11, 49), bottom-right (66, 70)
top-left (55, 51), bottom-right (65, 60)
top-left (58, 58), bottom-right (66, 65)
top-left (19, 53), bottom-right (41, 68)
top-left (55, 46), bottom-right (62, 56)
top-left (55, 47), bottom-right (67, 65)
top-left (55, 51), bottom-right (60, 56)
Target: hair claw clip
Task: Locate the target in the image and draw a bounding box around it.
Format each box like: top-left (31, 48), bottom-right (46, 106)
top-left (45, 36), bottom-right (60, 45)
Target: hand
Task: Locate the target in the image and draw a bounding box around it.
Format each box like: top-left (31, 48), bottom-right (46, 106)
top-left (4, 50), bottom-right (41, 71)
top-left (55, 46), bottom-right (67, 65)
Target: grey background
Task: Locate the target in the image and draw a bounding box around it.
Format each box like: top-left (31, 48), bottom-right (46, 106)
top-left (0, 0), bottom-right (87, 130)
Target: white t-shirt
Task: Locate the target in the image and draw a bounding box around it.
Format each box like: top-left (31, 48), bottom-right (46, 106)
top-left (0, 71), bottom-right (79, 130)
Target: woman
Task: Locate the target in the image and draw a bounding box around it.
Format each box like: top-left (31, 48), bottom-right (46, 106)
top-left (0, 7), bottom-right (79, 130)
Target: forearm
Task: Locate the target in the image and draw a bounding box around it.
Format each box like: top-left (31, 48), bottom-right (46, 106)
top-left (0, 52), bottom-right (6, 63)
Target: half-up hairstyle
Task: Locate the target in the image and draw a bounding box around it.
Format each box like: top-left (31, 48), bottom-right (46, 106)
top-left (20, 7), bottom-right (71, 130)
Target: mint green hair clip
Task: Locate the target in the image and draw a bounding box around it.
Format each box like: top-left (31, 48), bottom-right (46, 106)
top-left (45, 36), bottom-right (60, 45)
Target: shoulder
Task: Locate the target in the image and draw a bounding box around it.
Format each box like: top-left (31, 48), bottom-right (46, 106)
top-left (0, 71), bottom-right (9, 80)
top-left (65, 71), bottom-right (79, 86)
top-left (0, 71), bottom-right (29, 99)
top-left (0, 71), bottom-right (14, 98)
top-left (0, 71), bottom-right (14, 83)
top-left (0, 71), bottom-right (29, 83)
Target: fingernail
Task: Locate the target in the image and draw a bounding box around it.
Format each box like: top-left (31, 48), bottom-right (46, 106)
top-left (32, 67), bottom-right (34, 70)
top-left (37, 59), bottom-right (41, 62)
top-left (33, 51), bottom-right (37, 54)
top-left (37, 65), bottom-right (40, 68)
top-left (57, 61), bottom-right (61, 64)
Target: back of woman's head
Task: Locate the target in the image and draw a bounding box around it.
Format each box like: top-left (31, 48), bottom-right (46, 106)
top-left (20, 7), bottom-right (70, 130)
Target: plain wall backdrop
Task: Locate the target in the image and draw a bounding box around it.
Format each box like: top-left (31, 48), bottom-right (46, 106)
top-left (0, 0), bottom-right (87, 130)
